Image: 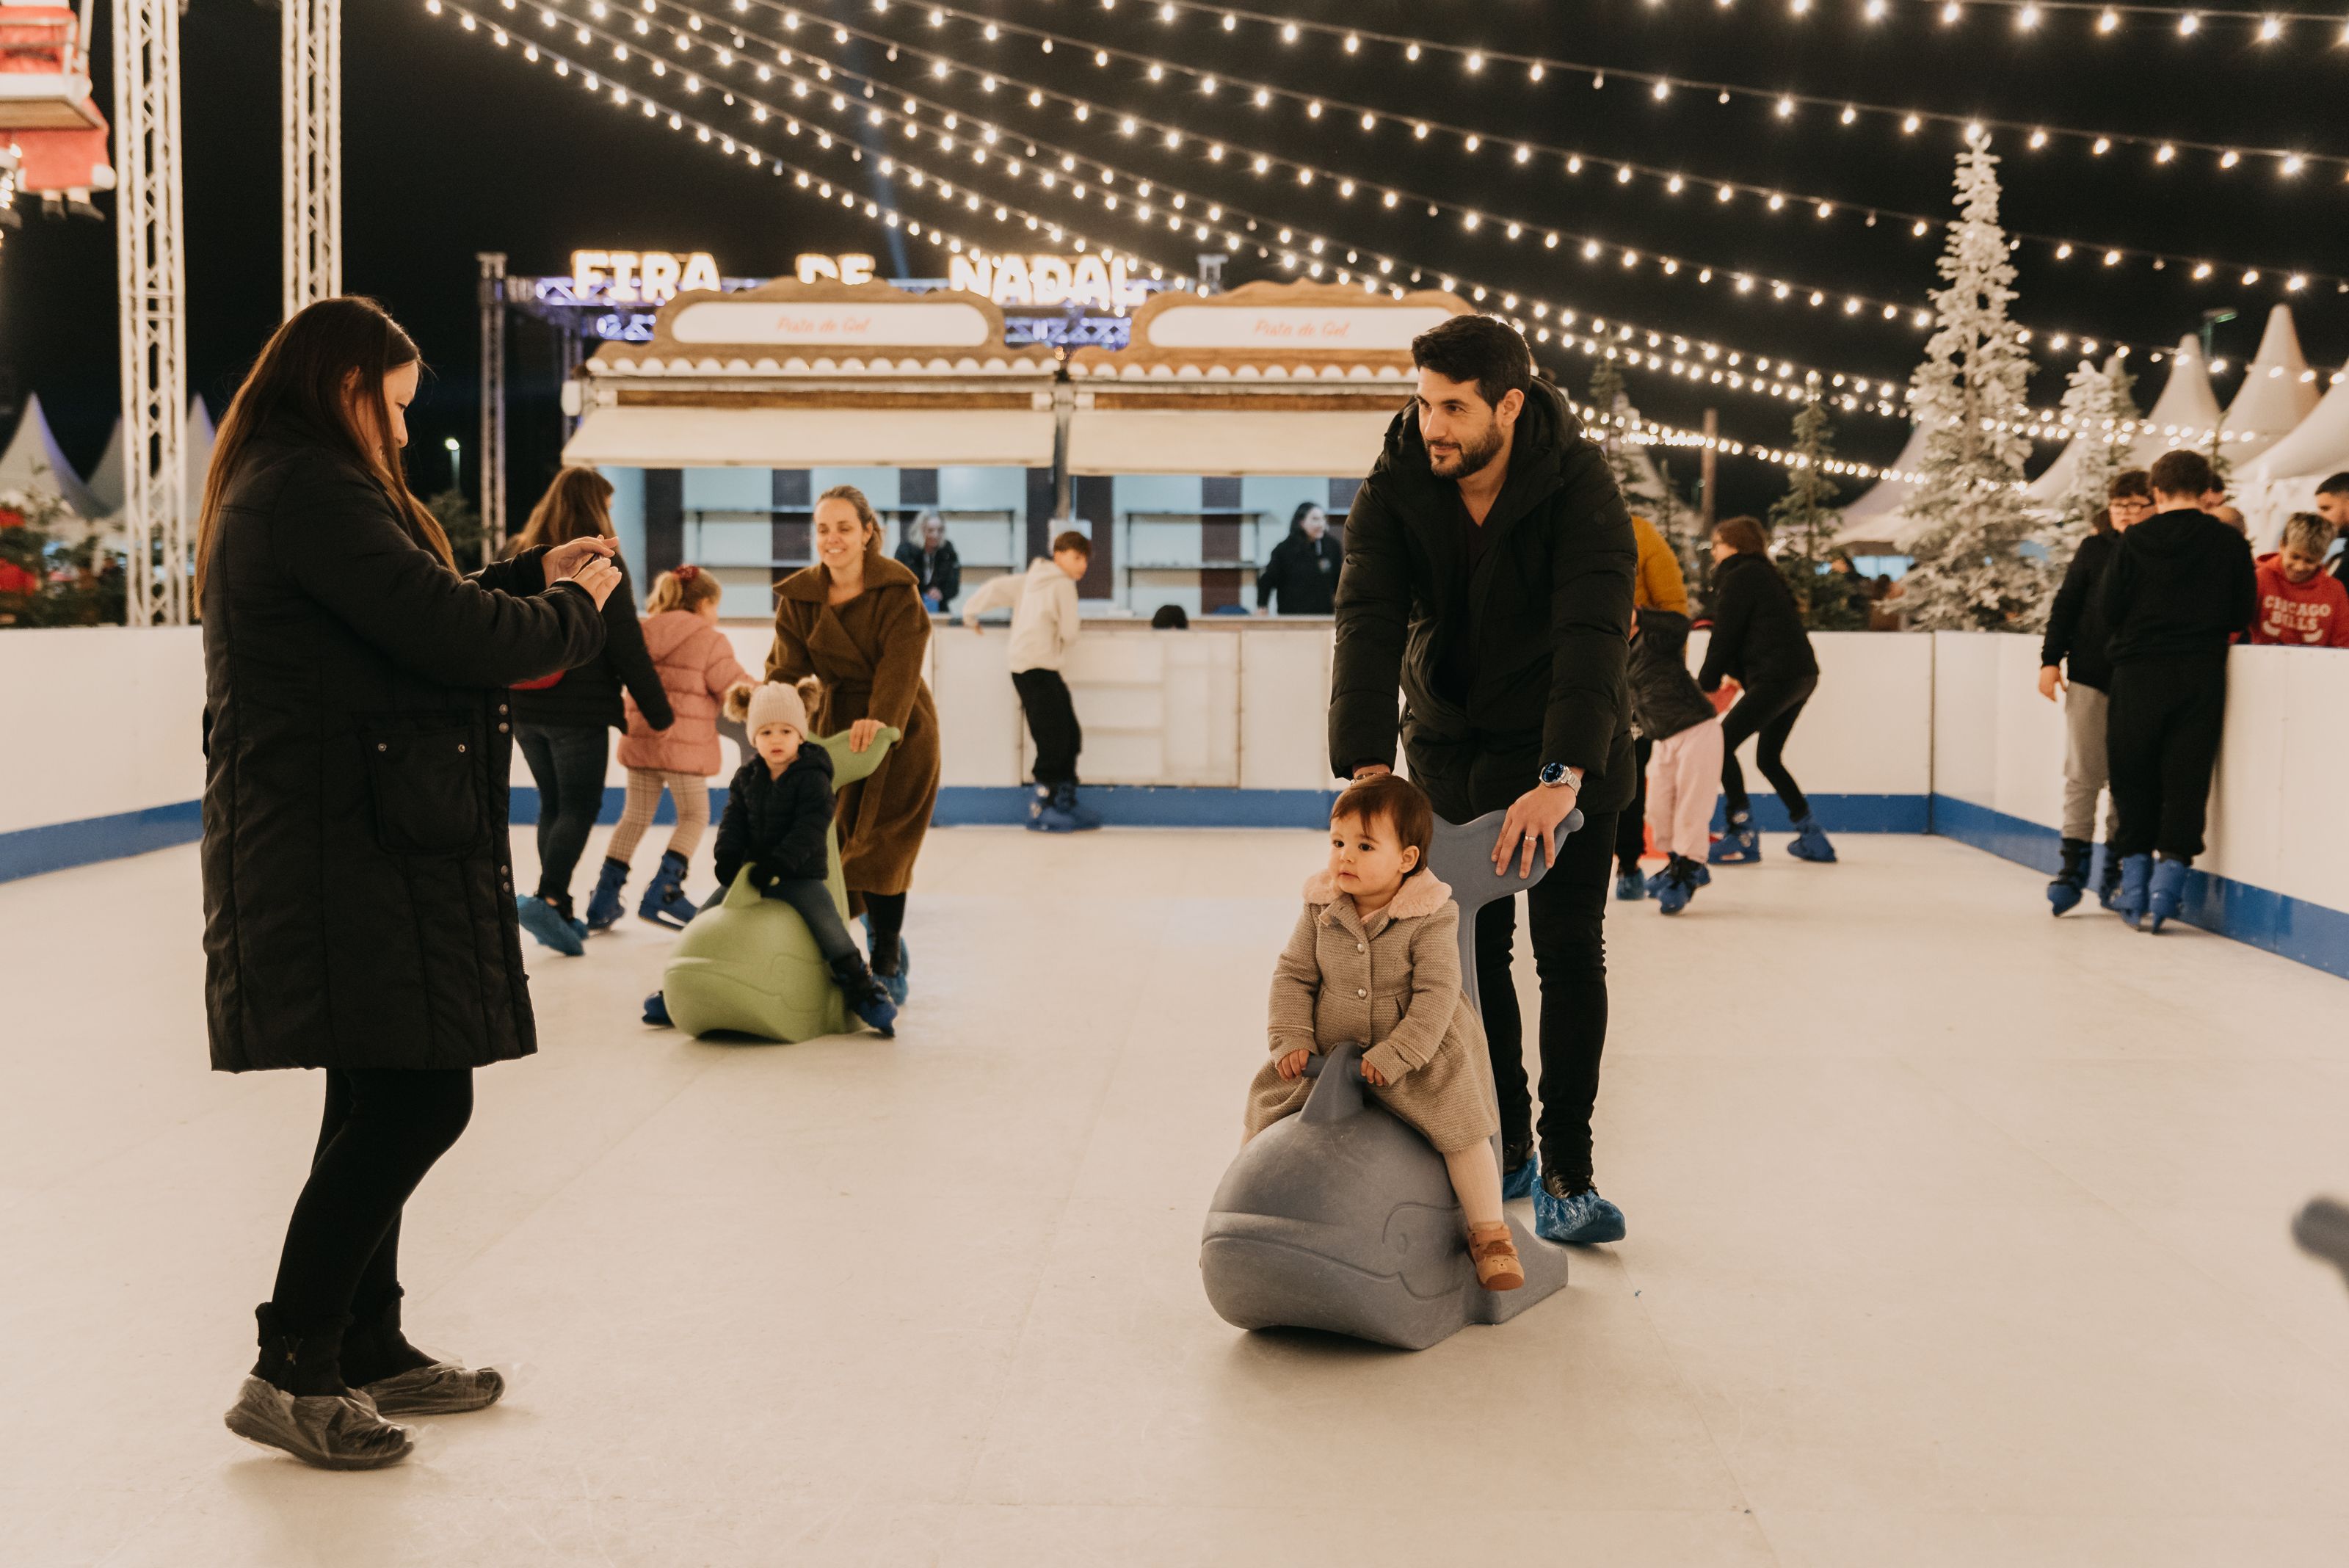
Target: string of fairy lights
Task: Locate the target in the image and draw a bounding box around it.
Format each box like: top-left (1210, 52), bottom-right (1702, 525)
top-left (426, 0), bottom-right (2298, 453)
top-left (484, 0), bottom-right (1942, 416)
top-left (771, 0), bottom-right (2349, 181)
top-left (427, 1), bottom-right (1968, 475)
top-left (744, 0), bottom-right (2349, 298)
top-left (538, 0), bottom-right (2314, 391)
top-left (1508, 0), bottom-right (2349, 46)
top-left (680, 0), bottom-right (2348, 363)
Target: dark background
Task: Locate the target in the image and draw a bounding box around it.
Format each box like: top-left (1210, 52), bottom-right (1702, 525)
top-left (4, 0), bottom-right (2339, 520)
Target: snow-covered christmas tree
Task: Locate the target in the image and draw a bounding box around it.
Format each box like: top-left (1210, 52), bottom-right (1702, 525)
top-left (2031, 355), bottom-right (2138, 593)
top-left (1895, 130), bottom-right (2046, 631)
top-left (1769, 394), bottom-right (1868, 629)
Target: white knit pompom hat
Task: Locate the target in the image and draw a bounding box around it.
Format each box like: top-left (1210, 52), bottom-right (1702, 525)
top-left (741, 680), bottom-right (810, 739)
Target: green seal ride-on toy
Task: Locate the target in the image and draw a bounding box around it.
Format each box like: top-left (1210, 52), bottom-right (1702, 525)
top-left (659, 726), bottom-right (901, 1042)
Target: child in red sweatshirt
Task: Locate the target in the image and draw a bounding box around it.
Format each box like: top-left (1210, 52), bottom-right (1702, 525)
top-left (2251, 513), bottom-right (2349, 647)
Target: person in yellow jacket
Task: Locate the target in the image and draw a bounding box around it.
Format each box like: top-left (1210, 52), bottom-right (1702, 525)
top-left (1616, 515), bottom-right (1689, 899)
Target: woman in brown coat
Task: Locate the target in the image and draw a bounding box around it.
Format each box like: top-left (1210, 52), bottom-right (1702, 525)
top-left (765, 484), bottom-right (941, 997)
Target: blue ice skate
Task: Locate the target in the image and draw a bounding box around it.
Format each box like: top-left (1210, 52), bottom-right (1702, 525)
top-left (1708, 814), bottom-right (1762, 865)
top-left (2146, 857), bottom-right (2190, 933)
top-left (2113, 852), bottom-right (2153, 929)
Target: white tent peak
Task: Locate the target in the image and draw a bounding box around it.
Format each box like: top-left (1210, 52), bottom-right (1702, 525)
top-left (1832, 420), bottom-right (1934, 549)
top-left (83, 396), bottom-right (215, 523)
top-left (2127, 335), bottom-right (2223, 468)
top-left (2220, 305), bottom-right (2319, 464)
top-left (0, 393), bottom-right (101, 519)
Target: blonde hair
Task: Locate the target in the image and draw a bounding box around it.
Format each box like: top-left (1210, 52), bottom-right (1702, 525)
top-left (2283, 512), bottom-right (2338, 559)
top-left (646, 563), bottom-right (722, 615)
top-left (817, 483), bottom-right (883, 545)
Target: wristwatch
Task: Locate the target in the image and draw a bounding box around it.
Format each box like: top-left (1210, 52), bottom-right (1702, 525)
top-left (1539, 763), bottom-right (1584, 791)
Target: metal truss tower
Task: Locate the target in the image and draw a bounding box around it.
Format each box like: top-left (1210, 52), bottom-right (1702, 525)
top-left (282, 0), bottom-right (341, 314)
top-left (112, 0), bottom-right (189, 625)
top-left (478, 253), bottom-right (508, 562)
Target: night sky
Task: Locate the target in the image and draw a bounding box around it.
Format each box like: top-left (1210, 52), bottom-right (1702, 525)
top-left (4, 0), bottom-right (2339, 519)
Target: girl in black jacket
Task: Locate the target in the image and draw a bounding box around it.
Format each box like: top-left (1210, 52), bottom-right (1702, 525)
top-left (1697, 518), bottom-right (1834, 865)
top-left (697, 679), bottom-right (896, 1033)
top-left (507, 467), bottom-right (675, 956)
top-left (198, 298), bottom-right (619, 1469)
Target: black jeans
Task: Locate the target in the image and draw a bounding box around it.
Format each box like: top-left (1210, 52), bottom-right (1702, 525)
top-left (2107, 656), bottom-right (2226, 860)
top-left (766, 877), bottom-right (859, 965)
top-left (515, 722), bottom-right (609, 905)
top-left (271, 1068), bottom-right (473, 1335)
top-left (1718, 675), bottom-right (1816, 822)
top-left (1614, 735), bottom-right (1655, 872)
top-left (1405, 733), bottom-right (1618, 1189)
top-left (1011, 667), bottom-right (1081, 785)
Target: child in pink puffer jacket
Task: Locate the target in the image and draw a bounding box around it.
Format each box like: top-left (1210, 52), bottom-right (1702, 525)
top-left (583, 565), bottom-right (754, 931)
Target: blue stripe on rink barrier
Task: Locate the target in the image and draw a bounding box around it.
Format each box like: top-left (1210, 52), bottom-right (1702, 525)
top-left (1928, 794), bottom-right (2349, 983)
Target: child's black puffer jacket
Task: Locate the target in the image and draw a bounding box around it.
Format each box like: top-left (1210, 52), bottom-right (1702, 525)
top-left (713, 744), bottom-right (837, 891)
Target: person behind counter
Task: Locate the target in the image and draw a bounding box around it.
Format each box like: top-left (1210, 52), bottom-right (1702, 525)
top-left (895, 509), bottom-right (962, 614)
top-left (1255, 501), bottom-right (1343, 615)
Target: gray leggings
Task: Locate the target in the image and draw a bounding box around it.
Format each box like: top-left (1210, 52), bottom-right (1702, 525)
top-left (765, 877), bottom-right (859, 965)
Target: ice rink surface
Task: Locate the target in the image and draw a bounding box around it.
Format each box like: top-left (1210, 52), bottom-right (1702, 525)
top-left (5, 827), bottom-right (2348, 1567)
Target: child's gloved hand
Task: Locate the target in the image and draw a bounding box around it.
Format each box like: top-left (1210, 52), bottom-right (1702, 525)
top-left (1274, 1048), bottom-right (1312, 1080)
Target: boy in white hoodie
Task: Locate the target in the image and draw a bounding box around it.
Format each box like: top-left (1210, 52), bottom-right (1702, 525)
top-left (962, 531), bottom-right (1099, 832)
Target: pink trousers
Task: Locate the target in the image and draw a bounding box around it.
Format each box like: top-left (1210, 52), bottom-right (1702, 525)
top-left (1647, 718), bottom-right (1726, 862)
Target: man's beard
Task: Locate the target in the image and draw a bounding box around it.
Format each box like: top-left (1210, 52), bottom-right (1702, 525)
top-left (1427, 423), bottom-right (1504, 479)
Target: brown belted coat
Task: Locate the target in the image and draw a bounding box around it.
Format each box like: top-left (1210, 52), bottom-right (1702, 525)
top-left (764, 543), bottom-right (941, 896)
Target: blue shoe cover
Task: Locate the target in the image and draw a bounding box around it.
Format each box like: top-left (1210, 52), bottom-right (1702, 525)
top-left (1534, 1177), bottom-right (1627, 1245)
top-left (2146, 857), bottom-right (2189, 933)
top-left (1501, 1150), bottom-right (1541, 1202)
top-left (516, 894), bottom-right (584, 957)
top-left (1025, 785), bottom-right (1078, 833)
top-left (1786, 817), bottom-right (1838, 863)
top-left (2113, 853), bottom-right (2152, 929)
top-left (1614, 868), bottom-right (1647, 901)
top-left (1656, 865), bottom-right (1696, 916)
top-left (847, 989), bottom-right (898, 1038)
top-left (1054, 783), bottom-right (1105, 831)
top-left (1708, 821), bottom-right (1762, 864)
top-left (642, 990), bottom-right (671, 1027)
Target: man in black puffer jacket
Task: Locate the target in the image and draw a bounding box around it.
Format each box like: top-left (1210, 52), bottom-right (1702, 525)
top-left (1329, 313), bottom-right (1637, 1246)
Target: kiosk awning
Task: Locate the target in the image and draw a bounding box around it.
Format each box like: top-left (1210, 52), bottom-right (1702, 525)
top-left (1067, 407), bottom-right (1395, 476)
top-left (562, 404), bottom-right (1056, 468)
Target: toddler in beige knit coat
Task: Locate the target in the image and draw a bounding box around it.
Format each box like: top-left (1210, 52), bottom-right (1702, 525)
top-left (1244, 774), bottom-right (1523, 1291)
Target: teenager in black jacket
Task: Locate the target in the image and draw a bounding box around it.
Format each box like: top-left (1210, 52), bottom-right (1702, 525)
top-left (705, 679), bottom-right (896, 1033)
top-left (1696, 518), bottom-right (1833, 865)
top-left (2099, 449), bottom-right (2259, 932)
top-left (507, 468), bottom-right (675, 956)
top-left (2036, 468), bottom-right (2152, 913)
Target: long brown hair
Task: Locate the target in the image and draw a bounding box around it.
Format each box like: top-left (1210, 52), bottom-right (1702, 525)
top-left (195, 297), bottom-right (448, 600)
top-left (509, 465), bottom-right (615, 556)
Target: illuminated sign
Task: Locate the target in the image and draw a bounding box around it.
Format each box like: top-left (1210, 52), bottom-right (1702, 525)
top-left (667, 297), bottom-right (994, 347)
top-left (569, 250), bottom-right (721, 305)
top-left (1144, 303), bottom-right (1455, 352)
top-left (948, 251), bottom-right (1148, 310)
top-left (794, 253), bottom-right (879, 286)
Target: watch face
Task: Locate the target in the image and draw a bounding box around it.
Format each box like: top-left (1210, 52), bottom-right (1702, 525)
top-left (1540, 763), bottom-right (1568, 786)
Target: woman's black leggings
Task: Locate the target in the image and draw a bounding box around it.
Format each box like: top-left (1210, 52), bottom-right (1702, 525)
top-left (515, 722), bottom-right (610, 906)
top-left (271, 1068), bottom-right (473, 1334)
top-left (1718, 675), bottom-right (1818, 823)
top-left (860, 890), bottom-right (907, 971)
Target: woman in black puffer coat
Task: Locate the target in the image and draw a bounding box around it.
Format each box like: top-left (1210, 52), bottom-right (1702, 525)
top-left (1696, 517), bottom-right (1834, 864)
top-left (505, 466), bottom-right (674, 954)
top-left (198, 298), bottom-right (619, 1470)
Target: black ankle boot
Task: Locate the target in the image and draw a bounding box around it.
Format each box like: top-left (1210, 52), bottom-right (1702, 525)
top-left (250, 1303), bottom-right (354, 1397)
top-left (339, 1286), bottom-right (435, 1389)
top-left (225, 1304), bottom-right (416, 1469)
